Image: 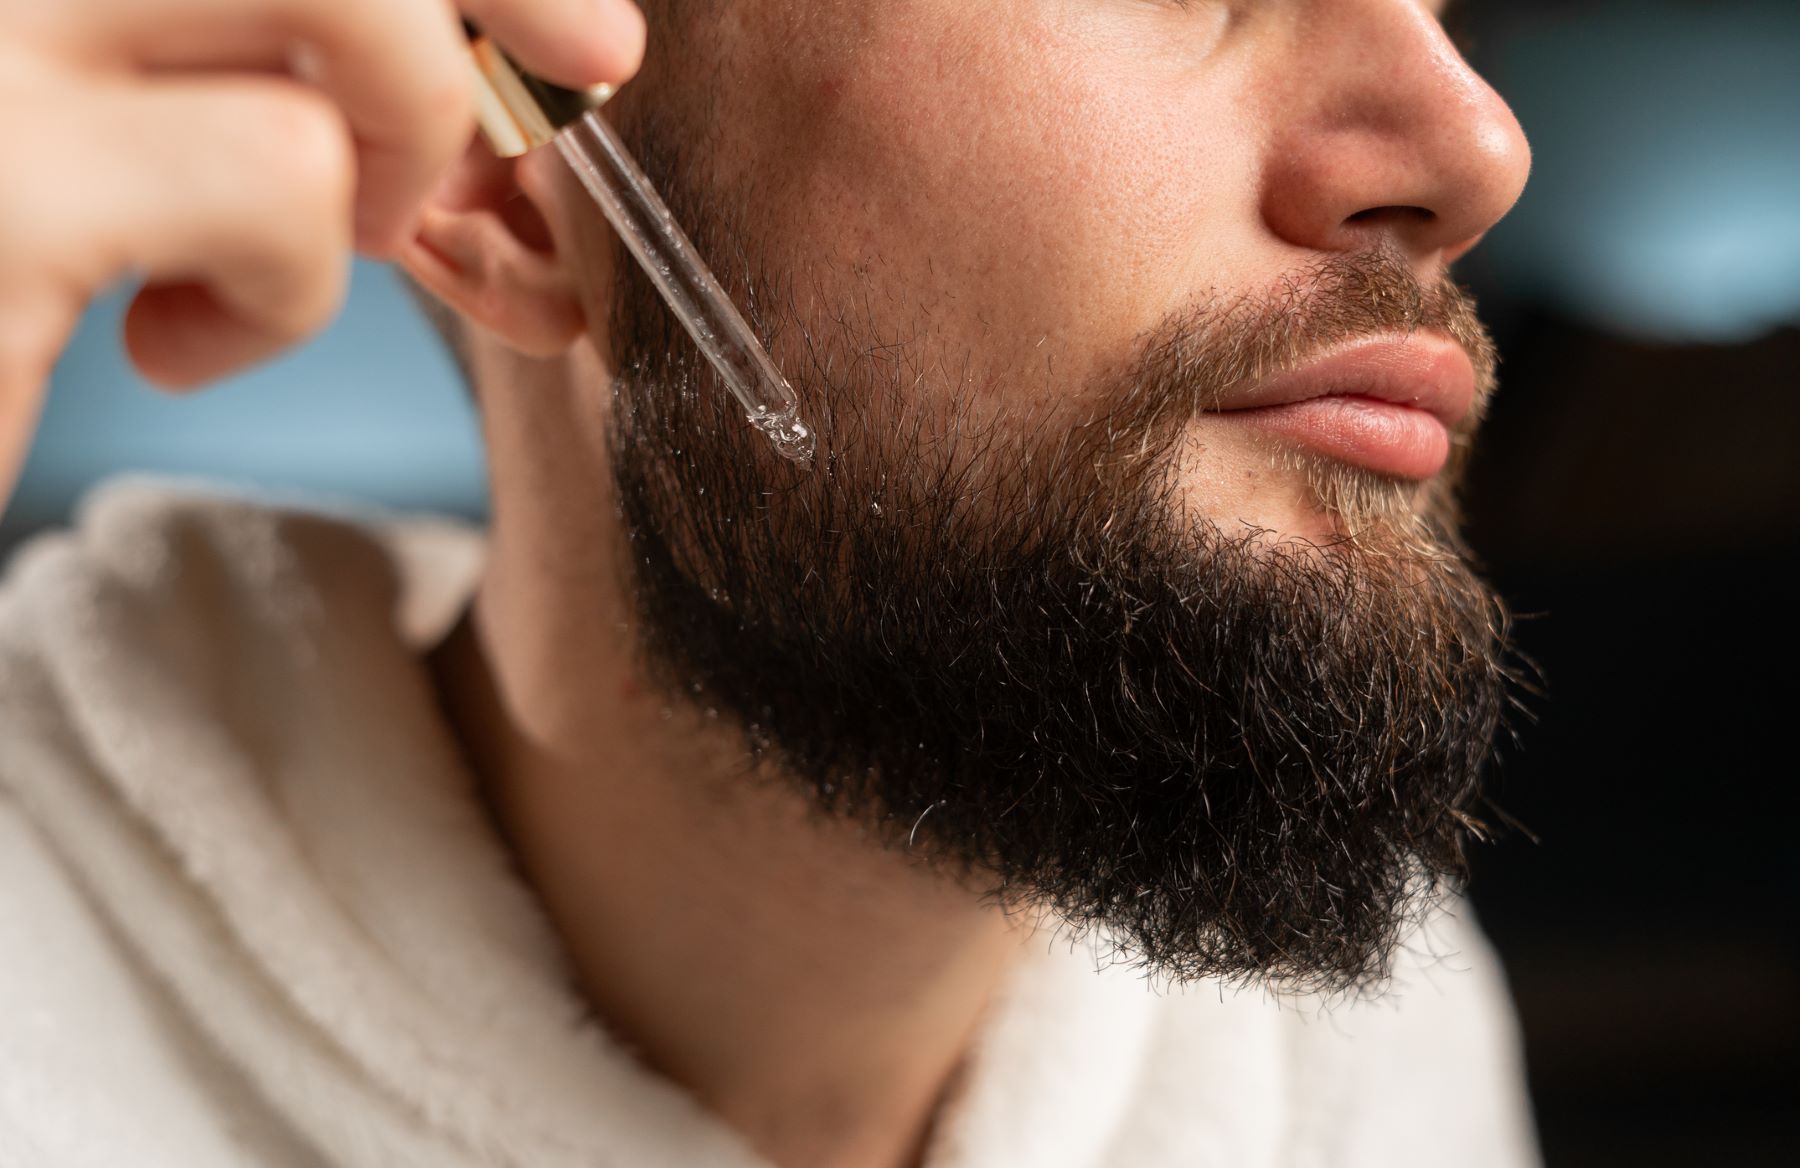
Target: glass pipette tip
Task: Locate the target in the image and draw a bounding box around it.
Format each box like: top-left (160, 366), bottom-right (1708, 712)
top-left (553, 111), bottom-right (816, 465)
top-left (463, 25), bottom-right (815, 465)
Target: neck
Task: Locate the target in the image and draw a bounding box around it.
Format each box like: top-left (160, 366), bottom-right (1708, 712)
top-left (427, 342), bottom-right (1027, 1168)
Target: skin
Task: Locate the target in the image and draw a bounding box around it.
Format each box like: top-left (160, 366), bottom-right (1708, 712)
top-left (0, 3), bottom-right (1529, 1168)
top-left (600, 0), bottom-right (1526, 540)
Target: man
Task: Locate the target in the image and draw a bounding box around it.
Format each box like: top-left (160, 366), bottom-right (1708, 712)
top-left (0, 0), bottom-right (1536, 1165)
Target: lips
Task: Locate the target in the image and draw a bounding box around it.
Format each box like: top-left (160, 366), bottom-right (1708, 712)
top-left (1205, 335), bottom-right (1478, 480)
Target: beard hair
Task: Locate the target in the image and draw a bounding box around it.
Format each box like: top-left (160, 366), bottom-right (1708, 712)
top-left (593, 110), bottom-right (1517, 995)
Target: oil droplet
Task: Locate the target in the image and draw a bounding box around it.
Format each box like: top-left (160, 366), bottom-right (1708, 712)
top-left (749, 409), bottom-right (817, 466)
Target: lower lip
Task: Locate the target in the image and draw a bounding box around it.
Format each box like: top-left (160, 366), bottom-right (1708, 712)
top-left (1217, 396), bottom-right (1451, 480)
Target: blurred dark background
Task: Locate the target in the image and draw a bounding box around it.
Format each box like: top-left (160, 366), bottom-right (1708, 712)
top-left (1452, 2), bottom-right (1800, 1164)
top-left (3, 1), bottom-right (1796, 1163)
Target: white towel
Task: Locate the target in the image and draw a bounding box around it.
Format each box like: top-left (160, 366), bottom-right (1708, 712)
top-left (0, 476), bottom-right (1539, 1167)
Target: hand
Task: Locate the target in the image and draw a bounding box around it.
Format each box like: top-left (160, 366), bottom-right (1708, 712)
top-left (0, 0), bottom-right (646, 513)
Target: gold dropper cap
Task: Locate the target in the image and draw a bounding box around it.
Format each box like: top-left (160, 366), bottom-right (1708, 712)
top-left (464, 22), bottom-right (615, 158)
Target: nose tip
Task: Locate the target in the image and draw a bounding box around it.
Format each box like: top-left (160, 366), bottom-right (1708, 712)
top-left (1439, 98), bottom-right (1534, 252)
top-left (1261, 14), bottom-right (1533, 266)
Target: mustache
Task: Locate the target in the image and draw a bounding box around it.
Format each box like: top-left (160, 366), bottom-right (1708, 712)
top-left (1114, 247), bottom-right (1498, 444)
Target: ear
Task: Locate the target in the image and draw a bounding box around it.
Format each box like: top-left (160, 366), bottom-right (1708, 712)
top-left (398, 141), bottom-right (588, 359)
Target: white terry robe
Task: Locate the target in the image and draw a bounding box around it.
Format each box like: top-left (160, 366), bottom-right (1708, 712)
top-left (0, 477), bottom-right (1540, 1168)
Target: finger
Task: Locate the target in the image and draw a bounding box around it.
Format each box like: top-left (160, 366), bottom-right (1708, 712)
top-left (0, 293), bottom-right (72, 512)
top-left (123, 282), bottom-right (303, 389)
top-left (45, 0), bottom-right (645, 91)
top-left (460, 0), bottom-right (647, 90)
top-left (51, 0), bottom-right (475, 253)
top-left (50, 79), bottom-right (356, 387)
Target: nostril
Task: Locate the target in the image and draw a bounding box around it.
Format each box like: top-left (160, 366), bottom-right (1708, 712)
top-left (1347, 205), bottom-right (1436, 227)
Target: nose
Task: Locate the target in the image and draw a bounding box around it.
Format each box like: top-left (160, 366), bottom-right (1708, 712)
top-left (1259, 1), bottom-right (1532, 267)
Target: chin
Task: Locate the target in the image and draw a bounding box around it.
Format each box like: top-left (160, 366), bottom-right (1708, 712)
top-left (1167, 453), bottom-right (1354, 549)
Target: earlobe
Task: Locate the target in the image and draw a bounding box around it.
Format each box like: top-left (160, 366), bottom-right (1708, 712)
top-left (399, 142), bottom-right (588, 359)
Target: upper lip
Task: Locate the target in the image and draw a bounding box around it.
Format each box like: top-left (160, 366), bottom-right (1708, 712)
top-left (1210, 333), bottom-right (1477, 430)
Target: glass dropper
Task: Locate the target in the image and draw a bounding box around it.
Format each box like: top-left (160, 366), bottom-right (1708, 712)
top-left (464, 28), bottom-right (816, 465)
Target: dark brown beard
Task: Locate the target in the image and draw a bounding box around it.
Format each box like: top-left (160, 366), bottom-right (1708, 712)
top-left (596, 110), bottom-right (1517, 994)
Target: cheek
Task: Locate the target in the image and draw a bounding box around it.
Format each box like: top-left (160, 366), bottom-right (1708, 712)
top-left (749, 9), bottom-right (1257, 406)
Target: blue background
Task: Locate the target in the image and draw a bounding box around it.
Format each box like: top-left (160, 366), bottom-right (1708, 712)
top-left (11, 263), bottom-right (486, 532)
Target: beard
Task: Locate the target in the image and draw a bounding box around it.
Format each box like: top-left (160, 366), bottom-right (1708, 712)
top-left (594, 116), bottom-right (1516, 995)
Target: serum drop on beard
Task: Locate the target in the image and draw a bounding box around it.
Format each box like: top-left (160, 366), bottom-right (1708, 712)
top-left (464, 25), bottom-right (817, 466)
